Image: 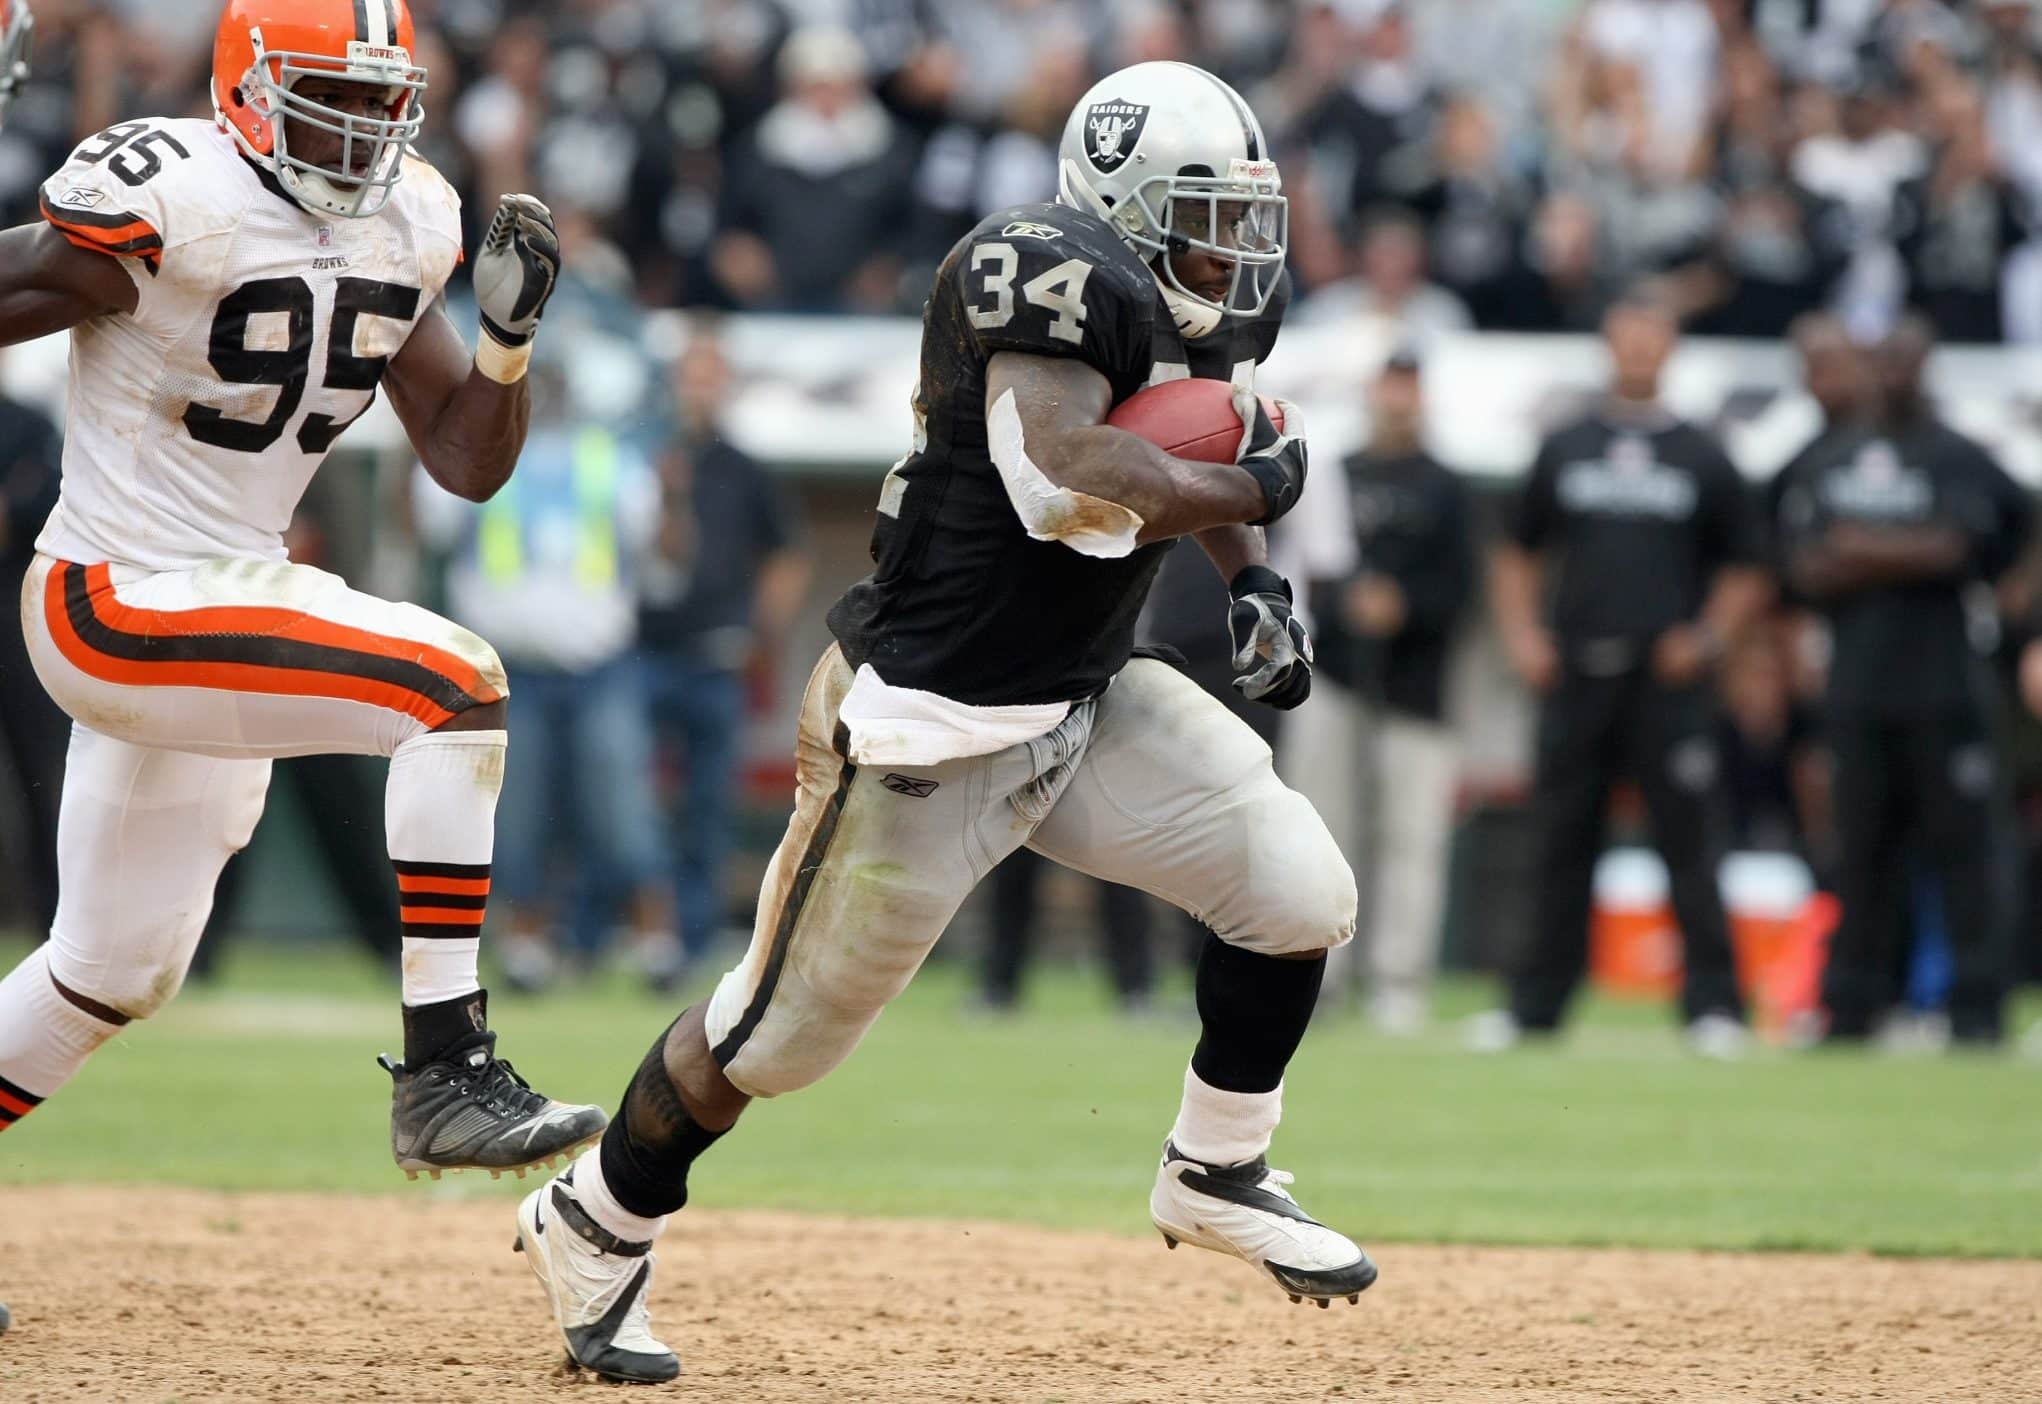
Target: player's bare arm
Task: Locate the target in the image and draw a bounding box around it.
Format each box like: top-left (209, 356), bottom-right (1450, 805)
top-left (1788, 522), bottom-right (1968, 597)
top-left (0, 222), bottom-right (136, 343)
top-left (386, 193), bottom-right (558, 503)
top-left (384, 297), bottom-right (528, 502)
top-left (1491, 543), bottom-right (1560, 690)
top-left (985, 350), bottom-right (1267, 543)
top-left (1193, 522), bottom-right (1266, 581)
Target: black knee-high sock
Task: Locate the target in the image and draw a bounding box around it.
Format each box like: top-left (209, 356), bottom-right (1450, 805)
top-left (598, 1016), bottom-right (728, 1219)
top-left (1188, 933), bottom-right (1325, 1094)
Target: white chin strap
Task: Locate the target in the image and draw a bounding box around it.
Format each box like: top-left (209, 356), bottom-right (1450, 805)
top-left (280, 166), bottom-right (367, 218)
top-left (1157, 277), bottom-right (1224, 339)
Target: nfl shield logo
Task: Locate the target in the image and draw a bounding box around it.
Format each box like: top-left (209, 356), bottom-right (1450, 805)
top-left (1086, 99), bottom-right (1150, 174)
top-left (316, 225), bottom-right (335, 249)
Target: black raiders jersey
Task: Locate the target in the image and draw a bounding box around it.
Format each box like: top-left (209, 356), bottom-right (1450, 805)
top-left (1769, 417), bottom-right (2031, 716)
top-left (827, 200), bottom-right (1291, 706)
top-left (1509, 410), bottom-right (1758, 649)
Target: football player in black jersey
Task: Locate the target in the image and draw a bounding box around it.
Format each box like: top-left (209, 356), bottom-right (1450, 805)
top-left (1483, 293), bottom-right (1769, 1057)
top-left (1771, 316), bottom-right (2031, 1044)
top-left (515, 62), bottom-right (1373, 1383)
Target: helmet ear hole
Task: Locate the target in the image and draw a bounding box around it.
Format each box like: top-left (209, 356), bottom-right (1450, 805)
top-left (232, 85), bottom-right (245, 107)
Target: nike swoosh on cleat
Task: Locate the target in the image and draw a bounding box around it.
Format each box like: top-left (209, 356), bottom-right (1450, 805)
top-left (1177, 1167), bottom-right (1323, 1225)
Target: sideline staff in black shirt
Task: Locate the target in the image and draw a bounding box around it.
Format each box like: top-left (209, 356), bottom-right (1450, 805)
top-left (1771, 317), bottom-right (2031, 1043)
top-left (1487, 295), bottom-right (1769, 1045)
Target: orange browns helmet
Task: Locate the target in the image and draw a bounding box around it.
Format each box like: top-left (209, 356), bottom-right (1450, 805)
top-left (212, 0), bottom-right (426, 219)
top-left (0, 0), bottom-right (31, 131)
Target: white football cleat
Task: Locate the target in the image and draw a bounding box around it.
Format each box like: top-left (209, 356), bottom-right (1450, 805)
top-left (1150, 1140), bottom-right (1378, 1306)
top-left (1463, 1008), bottom-right (1523, 1053)
top-left (1684, 1011), bottom-right (1751, 1061)
top-left (514, 1172), bottom-right (680, 1383)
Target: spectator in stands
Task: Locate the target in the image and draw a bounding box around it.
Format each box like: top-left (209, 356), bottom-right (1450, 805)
top-left (1892, 76), bottom-right (2028, 343)
top-left (1770, 317), bottom-right (2031, 1044)
top-left (1547, 0), bottom-right (1721, 285)
top-left (451, 18), bottom-right (548, 217)
top-left (1294, 207), bottom-right (1473, 344)
top-left (417, 364), bottom-right (675, 990)
top-left (1487, 192), bottom-right (1614, 332)
top-left (1273, 1), bottom-right (1438, 240)
top-left (1480, 293), bottom-right (1769, 1056)
top-left (1981, 0), bottom-right (2042, 209)
top-left (1308, 350), bottom-right (1475, 1034)
top-left (712, 25), bottom-right (917, 312)
top-left (639, 324), bottom-right (808, 970)
top-left (1789, 71), bottom-right (1924, 338)
top-left (1669, 182), bottom-right (1851, 338)
top-left (1408, 0), bottom-right (1561, 137)
top-left (1576, 0), bottom-right (1722, 182)
top-left (1408, 96), bottom-right (1541, 328)
top-left (0, 354), bottom-right (65, 938)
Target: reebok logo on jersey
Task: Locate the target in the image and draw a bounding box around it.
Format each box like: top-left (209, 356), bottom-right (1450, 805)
top-left (1002, 220), bottom-right (1062, 241)
top-left (1086, 100), bottom-right (1149, 173)
top-left (881, 774), bottom-right (941, 799)
top-left (57, 186), bottom-right (106, 209)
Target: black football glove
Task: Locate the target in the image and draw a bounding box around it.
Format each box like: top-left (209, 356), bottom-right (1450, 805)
top-left (1233, 385), bottom-right (1308, 527)
top-left (474, 193), bottom-right (560, 351)
top-left (1227, 565), bottom-right (1313, 710)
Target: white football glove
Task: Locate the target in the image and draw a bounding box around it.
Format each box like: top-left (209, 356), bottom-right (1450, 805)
top-left (474, 193), bottom-right (560, 353)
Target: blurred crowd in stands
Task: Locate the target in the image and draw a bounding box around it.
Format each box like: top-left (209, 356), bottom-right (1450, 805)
top-left (4, 0), bottom-right (2042, 341)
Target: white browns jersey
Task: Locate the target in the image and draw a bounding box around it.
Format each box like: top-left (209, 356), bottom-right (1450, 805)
top-left (36, 116), bottom-right (463, 571)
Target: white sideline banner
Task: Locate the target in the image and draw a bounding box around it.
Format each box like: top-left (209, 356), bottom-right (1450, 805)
top-left (10, 317), bottom-right (2040, 483)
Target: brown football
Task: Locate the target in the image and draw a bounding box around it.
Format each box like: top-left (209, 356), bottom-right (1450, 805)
top-left (1105, 378), bottom-right (1283, 464)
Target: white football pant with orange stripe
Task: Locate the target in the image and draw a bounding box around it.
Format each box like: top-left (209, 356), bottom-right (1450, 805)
top-left (0, 553), bottom-right (506, 1132)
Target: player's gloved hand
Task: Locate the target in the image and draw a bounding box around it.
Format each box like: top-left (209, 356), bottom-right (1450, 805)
top-left (1233, 383), bottom-right (1308, 527)
top-left (1227, 565), bottom-right (1313, 710)
top-left (472, 194), bottom-right (559, 383)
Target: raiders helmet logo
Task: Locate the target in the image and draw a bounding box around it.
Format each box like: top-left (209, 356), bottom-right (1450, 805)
top-left (1086, 100), bottom-right (1150, 174)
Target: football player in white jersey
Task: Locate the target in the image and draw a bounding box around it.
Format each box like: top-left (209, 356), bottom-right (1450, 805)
top-left (0, 0), bottom-right (608, 1180)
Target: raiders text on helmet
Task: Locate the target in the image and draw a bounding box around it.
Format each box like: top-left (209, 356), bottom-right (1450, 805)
top-left (1056, 61), bottom-right (1286, 339)
top-left (211, 0), bottom-right (427, 219)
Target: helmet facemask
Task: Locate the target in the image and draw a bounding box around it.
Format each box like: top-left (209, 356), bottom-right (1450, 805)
top-left (232, 30), bottom-right (424, 218)
top-left (1062, 156), bottom-right (1287, 338)
top-left (1147, 172), bottom-right (1286, 327)
top-left (0, 2), bottom-right (32, 129)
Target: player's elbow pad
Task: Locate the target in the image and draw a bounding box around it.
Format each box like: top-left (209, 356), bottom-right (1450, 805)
top-left (987, 388), bottom-right (1143, 559)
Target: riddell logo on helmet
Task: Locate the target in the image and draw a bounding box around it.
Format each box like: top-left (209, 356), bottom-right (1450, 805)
top-left (345, 41), bottom-right (409, 66)
top-left (1086, 100), bottom-right (1149, 174)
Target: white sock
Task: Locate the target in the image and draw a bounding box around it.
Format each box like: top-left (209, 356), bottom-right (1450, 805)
top-left (1169, 1064), bottom-right (1282, 1167)
top-left (386, 730), bottom-right (504, 1007)
top-left (0, 946), bottom-right (124, 1127)
top-left (572, 1146), bottom-right (668, 1245)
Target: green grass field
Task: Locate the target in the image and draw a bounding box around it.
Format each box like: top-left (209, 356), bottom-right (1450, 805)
top-left (2, 937), bottom-right (2037, 1258)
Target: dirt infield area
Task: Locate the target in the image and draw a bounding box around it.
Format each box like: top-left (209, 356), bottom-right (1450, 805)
top-left (1, 1188), bottom-right (2037, 1403)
